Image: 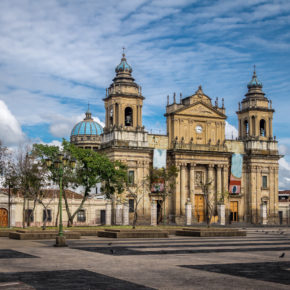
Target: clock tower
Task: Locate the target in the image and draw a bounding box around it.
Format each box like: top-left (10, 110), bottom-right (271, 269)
top-left (165, 85), bottom-right (226, 149)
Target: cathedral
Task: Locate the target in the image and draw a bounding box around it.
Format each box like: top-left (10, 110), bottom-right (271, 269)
top-left (71, 53), bottom-right (280, 225)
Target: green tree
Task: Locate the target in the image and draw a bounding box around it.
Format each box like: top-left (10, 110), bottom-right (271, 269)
top-left (126, 177), bottom-right (149, 229)
top-left (199, 179), bottom-right (214, 227)
top-left (3, 145), bottom-right (48, 228)
top-left (33, 140), bottom-right (128, 227)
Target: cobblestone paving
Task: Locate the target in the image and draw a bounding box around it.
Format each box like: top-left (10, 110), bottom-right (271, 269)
top-left (0, 227), bottom-right (289, 289)
top-left (0, 250), bottom-right (37, 259)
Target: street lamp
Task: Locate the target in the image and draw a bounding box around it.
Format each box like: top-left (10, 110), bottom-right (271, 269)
top-left (45, 154), bottom-right (76, 247)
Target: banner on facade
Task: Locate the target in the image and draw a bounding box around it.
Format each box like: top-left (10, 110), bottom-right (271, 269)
top-left (151, 149), bottom-right (167, 193)
top-left (229, 153), bottom-right (243, 194)
top-left (153, 149), bottom-right (167, 169)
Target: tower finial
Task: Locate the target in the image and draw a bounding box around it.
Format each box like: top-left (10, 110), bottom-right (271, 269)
top-left (253, 64), bottom-right (256, 76)
top-left (122, 47), bottom-right (125, 57)
top-left (85, 102), bottom-right (92, 120)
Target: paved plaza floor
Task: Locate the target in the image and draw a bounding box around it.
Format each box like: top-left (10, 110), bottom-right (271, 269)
top-left (0, 227), bottom-right (289, 289)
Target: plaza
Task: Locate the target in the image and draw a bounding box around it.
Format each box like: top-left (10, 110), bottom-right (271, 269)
top-left (0, 227), bottom-right (289, 289)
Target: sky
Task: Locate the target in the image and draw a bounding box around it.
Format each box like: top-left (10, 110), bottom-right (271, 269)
top-left (0, 0), bottom-right (290, 188)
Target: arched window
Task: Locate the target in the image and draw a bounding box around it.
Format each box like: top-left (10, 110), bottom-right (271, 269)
top-left (244, 119), bottom-right (249, 136)
top-left (125, 107), bottom-right (133, 126)
top-left (109, 107), bottom-right (113, 125)
top-left (260, 119), bottom-right (266, 136)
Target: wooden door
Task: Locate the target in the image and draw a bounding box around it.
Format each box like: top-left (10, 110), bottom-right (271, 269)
top-left (0, 208), bottom-right (8, 227)
top-left (195, 195), bottom-right (205, 222)
top-left (230, 201), bottom-right (238, 222)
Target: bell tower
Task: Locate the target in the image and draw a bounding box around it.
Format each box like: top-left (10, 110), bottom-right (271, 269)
top-left (237, 67), bottom-right (274, 141)
top-left (103, 51), bottom-right (144, 132)
top-left (101, 51), bottom-right (148, 148)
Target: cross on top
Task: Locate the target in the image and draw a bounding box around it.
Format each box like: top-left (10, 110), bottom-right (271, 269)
top-left (122, 47), bottom-right (125, 57)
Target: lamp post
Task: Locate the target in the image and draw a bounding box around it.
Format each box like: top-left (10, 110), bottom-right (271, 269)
top-left (45, 153), bottom-right (76, 247)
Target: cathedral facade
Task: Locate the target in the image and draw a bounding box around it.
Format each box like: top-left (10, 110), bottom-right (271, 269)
top-left (71, 53), bottom-right (280, 225)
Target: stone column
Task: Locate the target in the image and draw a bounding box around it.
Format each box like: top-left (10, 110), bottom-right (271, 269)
top-left (175, 165), bottom-right (181, 217)
top-left (115, 201), bottom-right (123, 225)
top-left (136, 105), bottom-right (139, 127)
top-left (208, 164), bottom-right (214, 195)
top-left (122, 200), bottom-right (129, 226)
top-left (180, 164), bottom-right (186, 216)
top-left (133, 105), bottom-right (137, 127)
top-left (216, 165), bottom-right (222, 213)
top-left (257, 167), bottom-right (262, 223)
top-left (189, 163), bottom-right (195, 220)
top-left (251, 166), bottom-right (258, 223)
top-left (120, 104), bottom-right (124, 126)
top-left (185, 199), bottom-right (192, 226)
top-left (105, 201), bottom-right (112, 226)
top-left (217, 166), bottom-right (222, 195)
top-left (217, 204), bottom-right (225, 225)
top-left (151, 200), bottom-right (157, 226)
top-left (274, 167), bottom-right (279, 223)
top-left (207, 164), bottom-right (214, 222)
top-left (223, 166), bottom-right (229, 193)
top-left (260, 203), bottom-right (268, 225)
top-left (106, 107), bottom-right (108, 127)
top-left (249, 116), bottom-right (252, 136)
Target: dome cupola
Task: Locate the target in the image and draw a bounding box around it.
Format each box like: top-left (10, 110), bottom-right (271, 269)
top-left (115, 52), bottom-right (132, 74)
top-left (71, 107), bottom-right (103, 137)
top-left (247, 66), bottom-right (263, 90)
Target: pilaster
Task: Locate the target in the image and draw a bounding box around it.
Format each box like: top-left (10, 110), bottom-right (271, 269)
top-left (180, 164), bottom-right (186, 216)
top-left (189, 163), bottom-right (195, 220)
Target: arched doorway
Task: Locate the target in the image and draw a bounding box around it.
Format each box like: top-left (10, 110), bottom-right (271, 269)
top-left (0, 208), bottom-right (8, 227)
top-left (157, 200), bottom-right (163, 224)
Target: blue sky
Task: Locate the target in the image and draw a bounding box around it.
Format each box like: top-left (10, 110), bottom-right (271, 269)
top-left (0, 0), bottom-right (290, 188)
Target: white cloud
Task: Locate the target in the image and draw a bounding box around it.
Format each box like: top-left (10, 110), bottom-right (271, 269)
top-left (49, 113), bottom-right (105, 139)
top-left (279, 157), bottom-right (290, 189)
top-left (49, 114), bottom-right (83, 138)
top-left (0, 100), bottom-right (25, 146)
top-left (225, 121), bottom-right (238, 139)
top-left (93, 116), bottom-right (105, 128)
top-left (0, 0), bottom-right (288, 145)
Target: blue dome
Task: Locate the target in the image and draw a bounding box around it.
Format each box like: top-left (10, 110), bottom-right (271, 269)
top-left (71, 111), bottom-right (103, 137)
top-left (115, 54), bottom-right (132, 73)
top-left (247, 68), bottom-right (262, 89)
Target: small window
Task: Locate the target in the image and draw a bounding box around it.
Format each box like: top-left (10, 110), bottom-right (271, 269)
top-left (128, 170), bottom-right (135, 185)
top-left (25, 209), bottom-right (34, 222)
top-left (262, 176), bottom-right (267, 188)
top-left (129, 199), bottom-right (135, 213)
top-left (43, 209), bottom-right (52, 222)
top-left (77, 210), bottom-right (86, 222)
